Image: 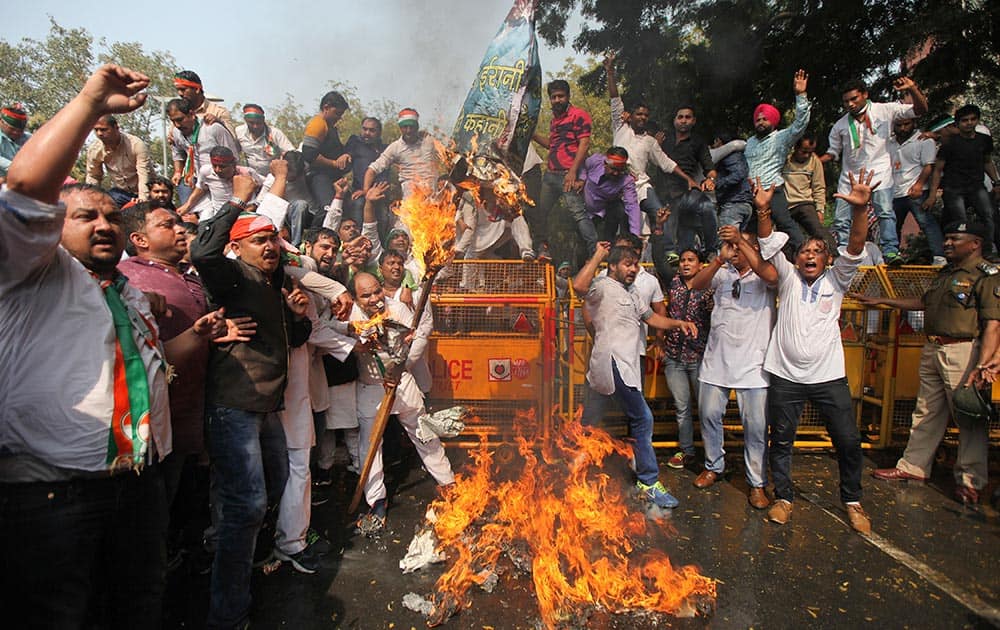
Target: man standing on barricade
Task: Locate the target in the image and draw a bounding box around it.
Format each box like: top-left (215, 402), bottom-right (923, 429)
top-left (822, 76), bottom-right (928, 263)
top-left (530, 80), bottom-right (591, 263)
top-left (865, 222), bottom-right (1000, 505)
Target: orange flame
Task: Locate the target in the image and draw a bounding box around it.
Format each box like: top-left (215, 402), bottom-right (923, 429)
top-left (393, 182), bottom-right (457, 277)
top-left (428, 411), bottom-right (716, 627)
top-left (350, 308), bottom-right (390, 337)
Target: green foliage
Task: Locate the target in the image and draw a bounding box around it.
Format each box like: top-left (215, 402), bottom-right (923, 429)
top-left (537, 0), bottom-right (1000, 150)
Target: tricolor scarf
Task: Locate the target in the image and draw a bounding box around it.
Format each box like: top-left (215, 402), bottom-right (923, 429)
top-left (182, 118), bottom-right (202, 186)
top-left (99, 274), bottom-right (160, 470)
top-left (848, 101), bottom-right (874, 150)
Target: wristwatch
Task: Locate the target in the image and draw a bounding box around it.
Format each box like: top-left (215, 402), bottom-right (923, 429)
top-left (229, 196), bottom-right (248, 209)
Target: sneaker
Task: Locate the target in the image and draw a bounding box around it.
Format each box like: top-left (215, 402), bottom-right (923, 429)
top-left (768, 499), bottom-right (792, 525)
top-left (305, 528), bottom-right (332, 556)
top-left (667, 451), bottom-right (692, 469)
top-left (521, 249), bottom-right (536, 262)
top-left (932, 256), bottom-right (947, 267)
top-left (884, 252), bottom-right (904, 266)
top-left (636, 480), bottom-right (679, 509)
top-left (274, 544), bottom-right (322, 574)
top-left (845, 503), bottom-right (871, 535)
top-left (313, 467), bottom-right (333, 487)
top-left (665, 252), bottom-right (680, 265)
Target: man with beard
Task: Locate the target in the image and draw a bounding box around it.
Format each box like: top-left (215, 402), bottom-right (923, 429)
top-left (865, 222), bottom-right (1000, 505)
top-left (604, 54), bottom-right (697, 238)
top-left (173, 70), bottom-right (237, 138)
top-left (190, 174), bottom-right (312, 628)
top-left (529, 80), bottom-right (592, 263)
top-left (575, 147), bottom-right (641, 254)
top-left (822, 76), bottom-right (928, 262)
top-left (888, 117), bottom-right (943, 263)
top-left (755, 169), bottom-right (878, 535)
top-left (572, 242), bottom-right (697, 510)
top-left (0, 65), bottom-right (227, 628)
top-left (148, 175), bottom-right (177, 209)
top-left (655, 103), bottom-right (719, 265)
top-left (344, 117), bottom-right (388, 229)
top-left (744, 70), bottom-right (811, 251)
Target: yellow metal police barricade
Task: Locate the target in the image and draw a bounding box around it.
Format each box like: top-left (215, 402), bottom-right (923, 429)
top-left (427, 260), bottom-right (556, 446)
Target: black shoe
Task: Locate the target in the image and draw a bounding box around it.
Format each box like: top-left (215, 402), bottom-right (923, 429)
top-left (274, 543), bottom-right (322, 574)
top-left (305, 528), bottom-right (332, 556)
top-left (311, 487), bottom-right (330, 506)
top-left (313, 467), bottom-right (333, 487)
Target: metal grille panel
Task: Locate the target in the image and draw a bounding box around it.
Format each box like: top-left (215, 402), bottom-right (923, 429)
top-left (434, 260), bottom-right (551, 295)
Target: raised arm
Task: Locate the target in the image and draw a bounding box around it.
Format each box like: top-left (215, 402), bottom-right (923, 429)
top-left (572, 241), bottom-right (610, 295)
top-left (834, 168), bottom-right (879, 256)
top-left (7, 65), bottom-right (149, 204)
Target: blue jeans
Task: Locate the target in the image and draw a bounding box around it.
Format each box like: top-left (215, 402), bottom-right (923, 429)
top-left (664, 358), bottom-right (699, 455)
top-left (698, 383), bottom-right (768, 487)
top-left (528, 169), bottom-right (588, 253)
top-left (833, 187), bottom-right (898, 255)
top-left (718, 200), bottom-right (753, 229)
top-left (0, 468), bottom-right (167, 629)
top-left (176, 183), bottom-right (193, 205)
top-left (767, 375), bottom-right (863, 504)
top-left (893, 193), bottom-right (943, 257)
top-left (206, 406), bottom-right (288, 629)
top-left (606, 359), bottom-right (659, 486)
top-left (673, 190), bottom-right (718, 254)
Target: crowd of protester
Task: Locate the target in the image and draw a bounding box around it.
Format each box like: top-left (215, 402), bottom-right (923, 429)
top-left (0, 58), bottom-right (998, 630)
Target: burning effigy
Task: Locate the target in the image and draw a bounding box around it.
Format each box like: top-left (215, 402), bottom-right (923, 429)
top-left (400, 411), bottom-right (717, 628)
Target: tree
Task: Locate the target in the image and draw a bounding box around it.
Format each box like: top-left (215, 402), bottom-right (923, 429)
top-left (536, 0), bottom-right (1000, 150)
top-left (98, 40), bottom-right (178, 145)
top-left (0, 17), bottom-right (94, 126)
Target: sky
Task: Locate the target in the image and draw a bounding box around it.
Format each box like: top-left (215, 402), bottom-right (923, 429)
top-left (4, 0), bottom-right (585, 131)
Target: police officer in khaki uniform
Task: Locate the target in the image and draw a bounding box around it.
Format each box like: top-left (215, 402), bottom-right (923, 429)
top-left (858, 223), bottom-right (1000, 504)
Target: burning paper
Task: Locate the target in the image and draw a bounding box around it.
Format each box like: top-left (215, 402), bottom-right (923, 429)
top-left (452, 0), bottom-right (542, 174)
top-left (414, 411), bottom-right (716, 628)
top-left (416, 406), bottom-right (469, 442)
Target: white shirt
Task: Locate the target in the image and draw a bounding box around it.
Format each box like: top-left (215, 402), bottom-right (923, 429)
top-left (196, 164), bottom-right (264, 220)
top-left (888, 132), bottom-right (936, 199)
top-left (367, 132), bottom-right (441, 197)
top-left (611, 96), bottom-right (677, 202)
top-left (235, 124), bottom-right (296, 177)
top-left (827, 101), bottom-right (914, 195)
top-left (0, 189), bottom-right (171, 475)
top-left (761, 231), bottom-right (863, 383)
top-left (698, 265), bottom-right (776, 389)
top-left (350, 298), bottom-right (427, 386)
top-left (585, 275), bottom-right (650, 395)
top-left (597, 265), bottom-right (662, 357)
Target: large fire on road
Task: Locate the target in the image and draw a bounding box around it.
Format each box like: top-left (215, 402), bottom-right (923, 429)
top-left (416, 411), bottom-right (717, 628)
